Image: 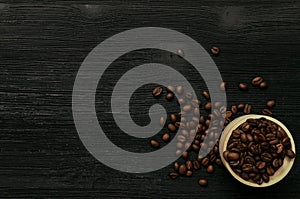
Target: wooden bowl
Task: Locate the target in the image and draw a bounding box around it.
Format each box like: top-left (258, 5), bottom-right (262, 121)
top-left (219, 114), bottom-right (296, 187)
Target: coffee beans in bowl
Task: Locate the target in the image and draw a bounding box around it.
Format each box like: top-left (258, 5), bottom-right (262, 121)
top-left (219, 114), bottom-right (296, 187)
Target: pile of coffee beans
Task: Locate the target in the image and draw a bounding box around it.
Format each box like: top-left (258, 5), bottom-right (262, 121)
top-left (150, 75), bottom-right (291, 187)
top-left (223, 118), bottom-right (295, 185)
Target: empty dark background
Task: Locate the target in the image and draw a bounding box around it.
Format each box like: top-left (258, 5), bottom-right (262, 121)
top-left (0, 1), bottom-right (299, 198)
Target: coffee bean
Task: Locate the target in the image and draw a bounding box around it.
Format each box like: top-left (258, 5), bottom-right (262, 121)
top-left (266, 166), bottom-right (275, 176)
top-left (239, 83), bottom-right (248, 91)
top-left (207, 165), bottom-right (214, 173)
top-left (173, 162), bottom-right (179, 171)
top-left (266, 99), bottom-right (276, 108)
top-left (272, 159), bottom-right (279, 168)
top-left (162, 133), bottom-right (170, 142)
top-left (259, 81), bottom-right (268, 89)
top-left (186, 160), bottom-right (193, 170)
top-left (241, 172), bottom-right (250, 180)
top-left (261, 152), bottom-right (272, 162)
top-left (256, 161), bottom-right (266, 170)
top-left (262, 173), bottom-right (270, 183)
top-left (210, 46), bottom-right (220, 55)
top-left (286, 149), bottom-right (295, 158)
top-left (242, 164), bottom-right (253, 173)
top-left (166, 92), bottom-right (174, 101)
top-left (237, 103), bottom-right (245, 110)
top-left (204, 102), bottom-right (212, 111)
top-left (201, 157), bottom-right (210, 167)
top-left (202, 90), bottom-right (210, 99)
top-left (159, 116), bottom-right (165, 126)
top-left (150, 140), bottom-right (160, 148)
top-left (193, 161), bottom-right (201, 170)
top-left (179, 164), bottom-right (187, 175)
top-left (169, 172), bottom-right (179, 179)
top-left (220, 82), bottom-right (227, 90)
top-left (223, 151), bottom-right (229, 161)
top-left (244, 104), bottom-right (252, 114)
top-left (186, 170), bottom-right (193, 177)
top-left (170, 114), bottom-right (177, 123)
top-left (251, 77), bottom-right (263, 86)
top-left (152, 86), bottom-right (163, 97)
top-left (178, 98), bottom-right (185, 105)
top-left (175, 150), bottom-right (182, 156)
top-left (168, 123), bottom-right (177, 132)
top-left (182, 151), bottom-right (189, 159)
top-left (198, 179), bottom-right (208, 186)
top-left (226, 111), bottom-right (232, 118)
top-left (176, 86), bottom-right (184, 94)
top-left (227, 152), bottom-right (240, 161)
top-left (177, 135), bottom-right (186, 143)
top-left (262, 109), bottom-right (272, 116)
top-left (231, 105), bottom-right (238, 115)
top-left (166, 85), bottom-right (175, 93)
top-left (183, 104), bottom-right (192, 112)
top-left (229, 160), bottom-right (240, 167)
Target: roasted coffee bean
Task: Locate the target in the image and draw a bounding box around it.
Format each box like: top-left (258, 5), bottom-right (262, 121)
top-left (169, 172), bottom-right (179, 179)
top-left (256, 161), bottom-right (266, 170)
top-left (176, 86), bottom-right (184, 94)
top-left (262, 109), bottom-right (272, 116)
top-left (266, 166), bottom-right (275, 176)
top-left (269, 139), bottom-right (279, 145)
top-left (175, 150), bottom-right (182, 156)
top-left (173, 162), bottom-right (179, 171)
top-left (286, 149), bottom-right (295, 158)
top-left (249, 173), bottom-right (257, 179)
top-left (210, 46), bottom-right (220, 55)
top-left (244, 104), bottom-right (252, 114)
top-left (272, 159), bottom-right (279, 168)
top-left (193, 161), bottom-right (201, 170)
top-left (251, 76), bottom-right (263, 86)
top-left (192, 144), bottom-right (200, 151)
top-left (186, 170), bottom-right (193, 177)
top-left (183, 104), bottom-right (192, 112)
top-left (182, 151), bottom-right (189, 159)
top-left (242, 164), bottom-right (253, 173)
top-left (241, 123), bottom-right (251, 132)
top-left (179, 164), bottom-right (187, 175)
top-left (226, 111), bottom-right (232, 118)
top-left (229, 160), bottom-right (240, 167)
top-left (198, 179), bottom-right (208, 186)
top-left (167, 85), bottom-right (175, 93)
top-left (282, 137), bottom-right (290, 146)
top-left (202, 90), bottom-right (210, 99)
top-left (186, 160), bottom-right (193, 170)
top-left (246, 134), bottom-right (254, 142)
top-left (244, 156), bottom-right (255, 164)
top-left (170, 114), bottom-right (177, 123)
top-left (227, 152), bottom-right (240, 161)
top-left (150, 140), bottom-right (160, 148)
top-left (201, 157), bottom-right (210, 167)
top-left (261, 142), bottom-right (270, 151)
top-left (153, 86), bottom-right (163, 97)
top-left (160, 116), bottom-right (165, 126)
top-left (216, 158), bottom-right (223, 166)
top-left (240, 133), bottom-right (247, 143)
top-left (166, 92), bottom-right (174, 101)
top-left (237, 103), bottom-right (245, 110)
top-left (231, 105), bottom-right (237, 115)
top-left (168, 123), bottom-right (177, 132)
top-left (204, 102), bottom-right (212, 111)
top-left (266, 99), bottom-right (276, 108)
top-left (162, 133), bottom-right (170, 142)
top-left (262, 173), bottom-right (270, 183)
top-left (233, 168), bottom-right (242, 174)
top-left (261, 152), bottom-right (272, 162)
top-left (223, 151), bottom-right (229, 162)
top-left (240, 172), bottom-right (250, 180)
top-left (220, 82), bottom-right (227, 90)
top-left (259, 81), bottom-right (268, 89)
top-left (239, 83), bottom-right (248, 91)
top-left (207, 165), bottom-right (214, 173)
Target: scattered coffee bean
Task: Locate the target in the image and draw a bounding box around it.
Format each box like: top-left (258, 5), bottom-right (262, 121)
top-left (198, 179), bottom-right (208, 186)
top-left (252, 77), bottom-right (263, 86)
top-left (166, 92), bottom-right (174, 101)
top-left (244, 104), bottom-right (252, 114)
top-left (207, 165), bottom-right (214, 173)
top-left (168, 123), bottom-right (177, 132)
top-left (174, 162), bottom-right (179, 171)
top-left (259, 81), bottom-right (268, 89)
top-left (179, 164), bottom-right (187, 175)
top-left (210, 46), bottom-right (220, 56)
top-left (150, 140), bottom-right (160, 148)
top-left (193, 160), bottom-right (201, 170)
top-left (239, 83), bottom-right (248, 91)
top-left (162, 133), bottom-right (170, 142)
top-left (182, 151), bottom-right (189, 159)
top-left (186, 160), bottom-right (193, 170)
top-left (169, 172), bottom-right (179, 179)
top-left (176, 86), bottom-right (184, 94)
top-left (237, 103), bottom-right (245, 110)
top-left (167, 85), bottom-right (175, 93)
top-left (204, 102), bottom-right (212, 111)
top-left (220, 82), bottom-right (227, 90)
top-left (202, 90), bottom-right (210, 99)
top-left (152, 86), bottom-right (163, 97)
top-left (286, 149), bottom-right (295, 159)
top-left (186, 170), bottom-right (193, 177)
top-left (262, 109), bottom-right (272, 116)
top-left (266, 99), bottom-right (276, 108)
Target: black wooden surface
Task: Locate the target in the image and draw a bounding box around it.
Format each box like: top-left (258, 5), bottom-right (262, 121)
top-left (1, 1), bottom-right (300, 198)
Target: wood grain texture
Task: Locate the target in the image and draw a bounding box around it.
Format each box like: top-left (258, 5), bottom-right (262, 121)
top-left (0, 1), bottom-right (300, 198)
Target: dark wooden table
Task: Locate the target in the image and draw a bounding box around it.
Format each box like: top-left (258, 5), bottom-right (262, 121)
top-left (1, 1), bottom-right (299, 198)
